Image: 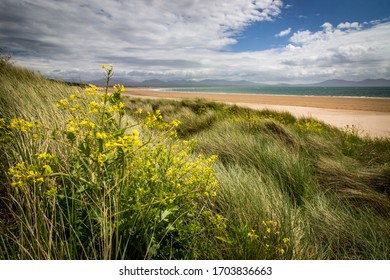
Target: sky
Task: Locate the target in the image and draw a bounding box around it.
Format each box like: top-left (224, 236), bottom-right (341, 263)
top-left (1, 0), bottom-right (390, 84)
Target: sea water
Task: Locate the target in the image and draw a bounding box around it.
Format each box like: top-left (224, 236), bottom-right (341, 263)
top-left (159, 86), bottom-right (390, 98)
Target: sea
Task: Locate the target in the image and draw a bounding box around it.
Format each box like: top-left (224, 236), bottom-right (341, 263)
top-left (158, 86), bottom-right (390, 98)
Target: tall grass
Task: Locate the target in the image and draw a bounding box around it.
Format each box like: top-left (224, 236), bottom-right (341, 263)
top-left (0, 63), bottom-right (221, 259)
top-left (126, 96), bottom-right (390, 259)
top-left (1, 61), bottom-right (389, 259)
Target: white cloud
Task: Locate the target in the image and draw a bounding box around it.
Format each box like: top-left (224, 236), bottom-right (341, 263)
top-left (337, 22), bottom-right (362, 30)
top-left (1, 0), bottom-right (390, 83)
top-left (282, 21), bottom-right (390, 81)
top-left (275, 27), bottom-right (292, 37)
top-left (0, 0), bottom-right (283, 52)
top-left (321, 22), bottom-right (334, 32)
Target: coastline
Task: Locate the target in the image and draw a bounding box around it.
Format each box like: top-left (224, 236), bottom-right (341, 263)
top-left (123, 88), bottom-right (390, 138)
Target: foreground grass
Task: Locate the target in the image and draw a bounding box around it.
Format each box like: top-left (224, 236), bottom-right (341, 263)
top-left (1, 63), bottom-right (222, 259)
top-left (1, 62), bottom-right (389, 259)
top-left (126, 96), bottom-right (390, 259)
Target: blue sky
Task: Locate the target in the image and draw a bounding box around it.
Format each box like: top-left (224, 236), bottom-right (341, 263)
top-left (232, 0), bottom-right (390, 52)
top-left (1, 0), bottom-right (390, 83)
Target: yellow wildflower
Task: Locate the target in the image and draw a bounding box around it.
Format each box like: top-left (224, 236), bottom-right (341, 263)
top-left (96, 132), bottom-right (108, 139)
top-left (85, 84), bottom-right (98, 96)
top-left (247, 229), bottom-right (259, 240)
top-left (11, 181), bottom-right (24, 187)
top-left (36, 177), bottom-right (44, 184)
top-left (88, 100), bottom-right (99, 113)
top-left (56, 99), bottom-right (68, 108)
top-left (9, 118), bottom-right (35, 132)
top-left (68, 126), bottom-right (77, 133)
top-left (36, 153), bottom-right (56, 163)
top-left (170, 120), bottom-right (181, 127)
top-left (113, 84), bottom-right (125, 92)
top-left (42, 164), bottom-right (53, 175)
top-left (97, 153), bottom-right (108, 167)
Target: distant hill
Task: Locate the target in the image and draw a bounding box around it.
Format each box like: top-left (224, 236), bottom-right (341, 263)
top-left (310, 79), bottom-right (390, 87)
top-left (78, 77), bottom-right (390, 88)
top-left (87, 78), bottom-right (259, 87)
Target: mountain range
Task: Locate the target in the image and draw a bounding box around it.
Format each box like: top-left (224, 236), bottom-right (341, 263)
top-left (308, 79), bottom-right (390, 87)
top-left (89, 78), bottom-right (259, 87)
top-left (86, 78), bottom-right (390, 87)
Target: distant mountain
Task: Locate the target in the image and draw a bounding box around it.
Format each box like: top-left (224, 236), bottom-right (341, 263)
top-left (87, 77), bottom-right (138, 87)
top-left (75, 77), bottom-right (390, 88)
top-left (186, 79), bottom-right (259, 87)
top-left (139, 79), bottom-right (168, 87)
top-left (85, 78), bottom-right (259, 87)
top-left (109, 78), bottom-right (259, 87)
top-left (310, 79), bottom-right (390, 87)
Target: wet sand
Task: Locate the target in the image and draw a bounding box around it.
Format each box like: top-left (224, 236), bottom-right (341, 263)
top-left (123, 88), bottom-right (390, 138)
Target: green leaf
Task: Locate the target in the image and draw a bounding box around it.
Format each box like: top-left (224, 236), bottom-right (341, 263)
top-left (215, 236), bottom-right (233, 245)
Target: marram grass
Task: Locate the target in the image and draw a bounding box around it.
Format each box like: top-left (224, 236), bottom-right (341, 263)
top-left (126, 93), bottom-right (390, 260)
top-left (0, 62), bottom-right (289, 260)
top-left (1, 61), bottom-right (390, 259)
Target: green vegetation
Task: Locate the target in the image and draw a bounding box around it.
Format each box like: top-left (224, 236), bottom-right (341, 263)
top-left (1, 60), bottom-right (389, 260)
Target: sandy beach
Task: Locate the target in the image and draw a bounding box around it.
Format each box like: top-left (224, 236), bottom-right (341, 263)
top-left (124, 88), bottom-right (390, 138)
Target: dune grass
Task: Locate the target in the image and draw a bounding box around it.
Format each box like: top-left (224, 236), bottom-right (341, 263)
top-left (126, 96), bottom-right (390, 259)
top-left (1, 61), bottom-right (390, 259)
top-left (0, 63), bottom-right (221, 260)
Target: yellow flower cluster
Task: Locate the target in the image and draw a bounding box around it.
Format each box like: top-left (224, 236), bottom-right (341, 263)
top-left (129, 137), bottom-right (218, 208)
top-left (105, 129), bottom-right (142, 152)
top-left (113, 84), bottom-right (125, 92)
top-left (88, 100), bottom-right (100, 114)
top-left (56, 98), bottom-right (69, 108)
top-left (295, 119), bottom-right (324, 132)
top-left (2, 118), bottom-right (44, 140)
top-left (262, 220), bottom-right (290, 256)
top-left (97, 153), bottom-right (108, 167)
top-left (85, 84), bottom-right (99, 96)
top-left (65, 116), bottom-right (96, 137)
top-left (247, 229), bottom-right (259, 240)
top-left (108, 101), bottom-right (125, 115)
top-left (56, 91), bottom-right (83, 111)
top-left (8, 162), bottom-right (36, 187)
top-left (8, 118), bottom-right (39, 132)
top-left (36, 152), bottom-right (56, 163)
top-left (8, 153), bottom-right (56, 187)
top-left (143, 110), bottom-right (164, 128)
top-left (101, 64), bottom-right (113, 71)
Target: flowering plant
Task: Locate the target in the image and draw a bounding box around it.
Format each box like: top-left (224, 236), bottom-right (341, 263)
top-left (3, 65), bottom-right (219, 259)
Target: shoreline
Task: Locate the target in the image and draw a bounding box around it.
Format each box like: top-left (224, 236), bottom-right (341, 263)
top-left (123, 88), bottom-right (390, 138)
top-left (155, 88), bottom-right (390, 100)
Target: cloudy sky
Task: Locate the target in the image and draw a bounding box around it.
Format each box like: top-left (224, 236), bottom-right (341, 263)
top-left (1, 0), bottom-right (390, 83)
